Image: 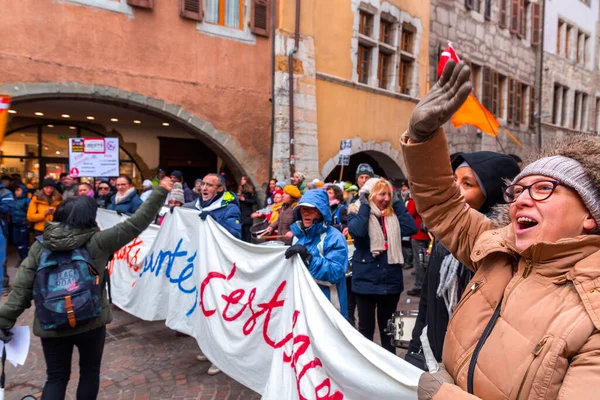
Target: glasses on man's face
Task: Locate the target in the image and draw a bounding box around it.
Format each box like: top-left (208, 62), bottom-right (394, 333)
top-left (199, 181), bottom-right (217, 188)
top-left (503, 180), bottom-right (562, 203)
top-left (99, 186), bottom-right (110, 191)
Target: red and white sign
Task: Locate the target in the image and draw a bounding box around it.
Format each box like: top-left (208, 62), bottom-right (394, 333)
top-left (69, 137), bottom-right (119, 177)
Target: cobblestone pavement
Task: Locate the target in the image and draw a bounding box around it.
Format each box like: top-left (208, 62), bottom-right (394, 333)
top-left (2, 247), bottom-right (418, 399)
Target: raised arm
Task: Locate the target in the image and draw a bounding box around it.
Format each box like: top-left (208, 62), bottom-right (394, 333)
top-left (400, 61), bottom-right (491, 270)
top-left (91, 180), bottom-right (171, 254)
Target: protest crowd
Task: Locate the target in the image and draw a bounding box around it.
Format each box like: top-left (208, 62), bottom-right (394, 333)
top-left (0, 60), bottom-right (600, 400)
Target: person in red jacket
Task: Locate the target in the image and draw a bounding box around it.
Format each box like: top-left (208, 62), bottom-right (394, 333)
top-left (405, 186), bottom-right (431, 297)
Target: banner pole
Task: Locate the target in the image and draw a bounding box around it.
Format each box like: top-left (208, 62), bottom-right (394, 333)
top-left (339, 165), bottom-right (344, 182)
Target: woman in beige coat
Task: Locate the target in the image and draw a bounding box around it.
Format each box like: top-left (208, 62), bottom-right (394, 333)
top-left (406, 60), bottom-right (600, 400)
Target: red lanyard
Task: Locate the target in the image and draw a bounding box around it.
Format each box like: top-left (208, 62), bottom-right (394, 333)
top-left (381, 215), bottom-right (389, 251)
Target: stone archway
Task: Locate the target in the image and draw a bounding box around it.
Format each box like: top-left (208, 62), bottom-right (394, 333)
top-left (320, 137), bottom-right (407, 182)
top-left (0, 82), bottom-right (260, 186)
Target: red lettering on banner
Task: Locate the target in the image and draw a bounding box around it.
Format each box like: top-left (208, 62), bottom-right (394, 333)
top-left (108, 237), bottom-right (143, 276)
top-left (199, 264), bottom-right (344, 399)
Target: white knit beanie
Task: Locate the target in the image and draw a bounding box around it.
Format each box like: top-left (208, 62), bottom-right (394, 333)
top-left (512, 155), bottom-right (600, 224)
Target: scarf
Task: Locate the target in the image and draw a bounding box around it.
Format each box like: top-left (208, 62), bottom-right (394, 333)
top-left (199, 191), bottom-right (224, 209)
top-left (436, 253), bottom-right (461, 316)
top-left (114, 187), bottom-right (136, 205)
top-left (368, 202), bottom-right (403, 265)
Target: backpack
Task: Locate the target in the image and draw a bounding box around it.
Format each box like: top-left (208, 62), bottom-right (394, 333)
top-left (33, 241), bottom-right (103, 331)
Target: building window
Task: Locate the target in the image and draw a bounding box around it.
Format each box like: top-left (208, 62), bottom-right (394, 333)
top-left (66, 0), bottom-right (133, 14)
top-left (492, 71), bottom-right (505, 119)
top-left (529, 86), bottom-right (536, 128)
top-left (400, 26), bottom-right (414, 53)
top-left (205, 0), bottom-right (244, 29)
top-left (470, 63), bottom-right (481, 99)
top-left (380, 20), bottom-right (392, 45)
top-left (499, 0), bottom-right (508, 29)
top-left (573, 91), bottom-right (589, 130)
top-left (566, 25), bottom-right (571, 59)
top-left (517, 82), bottom-right (527, 125)
top-left (359, 11), bottom-right (373, 37)
top-left (358, 45), bottom-right (371, 84)
top-left (553, 84), bottom-right (570, 127)
top-left (510, 0), bottom-right (526, 37)
top-left (378, 53), bottom-right (390, 89)
top-left (557, 20), bottom-right (563, 55)
top-left (465, 0), bottom-right (482, 13)
top-left (399, 60), bottom-right (411, 95)
top-left (577, 32), bottom-right (590, 66)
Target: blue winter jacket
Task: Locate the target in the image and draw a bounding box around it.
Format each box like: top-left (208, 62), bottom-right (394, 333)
top-left (11, 185), bottom-right (30, 225)
top-left (290, 190), bottom-right (348, 319)
top-left (348, 199), bottom-right (417, 295)
top-left (183, 191), bottom-right (242, 239)
top-left (0, 184), bottom-right (14, 236)
top-left (108, 190), bottom-right (143, 216)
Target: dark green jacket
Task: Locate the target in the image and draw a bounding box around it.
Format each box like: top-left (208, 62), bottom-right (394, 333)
top-left (0, 186), bottom-right (168, 338)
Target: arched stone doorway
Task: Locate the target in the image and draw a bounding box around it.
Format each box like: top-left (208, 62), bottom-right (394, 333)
top-left (321, 138), bottom-right (407, 185)
top-left (1, 82), bottom-right (260, 188)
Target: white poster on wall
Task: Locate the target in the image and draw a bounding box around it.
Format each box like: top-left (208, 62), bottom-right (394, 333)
top-left (68, 137), bottom-right (120, 177)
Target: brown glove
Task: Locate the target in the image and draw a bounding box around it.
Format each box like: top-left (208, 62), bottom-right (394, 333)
top-left (417, 364), bottom-right (455, 400)
top-left (408, 60), bottom-right (472, 143)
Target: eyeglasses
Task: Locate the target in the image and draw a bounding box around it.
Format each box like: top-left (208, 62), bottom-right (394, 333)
top-left (199, 182), bottom-right (218, 188)
top-left (503, 180), bottom-right (562, 203)
top-left (99, 186), bottom-right (110, 190)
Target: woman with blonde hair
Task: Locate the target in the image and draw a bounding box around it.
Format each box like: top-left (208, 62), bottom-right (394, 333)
top-left (347, 177), bottom-right (417, 353)
top-left (406, 60), bottom-right (600, 399)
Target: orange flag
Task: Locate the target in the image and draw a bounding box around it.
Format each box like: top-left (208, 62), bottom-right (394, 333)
top-left (451, 93), bottom-right (500, 137)
top-left (0, 94), bottom-right (11, 147)
top-left (437, 43), bottom-right (523, 148)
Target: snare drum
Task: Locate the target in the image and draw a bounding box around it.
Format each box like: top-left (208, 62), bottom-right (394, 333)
top-left (387, 310), bottom-right (418, 348)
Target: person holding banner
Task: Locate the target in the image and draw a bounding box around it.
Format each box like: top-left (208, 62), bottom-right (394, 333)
top-left (183, 173), bottom-right (242, 240)
top-left (404, 60), bottom-right (600, 399)
top-left (285, 189), bottom-right (349, 318)
top-left (0, 176), bottom-right (173, 400)
top-left (348, 177), bottom-right (417, 353)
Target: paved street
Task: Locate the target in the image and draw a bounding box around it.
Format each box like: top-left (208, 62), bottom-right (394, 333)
top-left (1, 246), bottom-right (417, 399)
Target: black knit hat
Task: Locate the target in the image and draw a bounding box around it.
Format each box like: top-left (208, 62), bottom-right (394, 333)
top-left (42, 178), bottom-right (56, 188)
top-left (355, 163), bottom-right (374, 180)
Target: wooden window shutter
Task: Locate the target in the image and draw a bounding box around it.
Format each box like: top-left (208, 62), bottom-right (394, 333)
top-left (518, 0), bottom-right (525, 37)
top-left (482, 67), bottom-right (492, 110)
top-left (251, 0), bottom-right (271, 37)
top-left (499, 0), bottom-right (507, 28)
top-left (127, 0), bottom-right (153, 8)
top-left (516, 82), bottom-right (523, 124)
top-left (465, 0), bottom-right (474, 11)
top-left (507, 78), bottom-right (515, 124)
top-left (179, 0), bottom-right (203, 21)
top-left (531, 3), bottom-right (541, 46)
top-left (484, 0), bottom-right (492, 21)
top-left (510, 0), bottom-right (519, 34)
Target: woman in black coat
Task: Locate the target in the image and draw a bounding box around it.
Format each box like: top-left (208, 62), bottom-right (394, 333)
top-left (347, 177), bottom-right (417, 353)
top-left (237, 176), bottom-right (256, 243)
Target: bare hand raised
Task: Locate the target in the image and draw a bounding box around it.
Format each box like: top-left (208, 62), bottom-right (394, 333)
top-left (408, 61), bottom-right (472, 142)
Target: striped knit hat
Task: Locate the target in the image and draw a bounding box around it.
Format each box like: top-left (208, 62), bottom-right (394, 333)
top-left (512, 155), bottom-right (600, 224)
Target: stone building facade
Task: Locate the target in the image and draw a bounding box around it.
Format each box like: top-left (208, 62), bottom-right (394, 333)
top-left (429, 0), bottom-right (541, 157)
top-left (540, 0), bottom-right (600, 146)
top-left (273, 0), bottom-right (430, 183)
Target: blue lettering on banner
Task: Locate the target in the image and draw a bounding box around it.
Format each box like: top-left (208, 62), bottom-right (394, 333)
top-left (139, 239), bottom-right (199, 317)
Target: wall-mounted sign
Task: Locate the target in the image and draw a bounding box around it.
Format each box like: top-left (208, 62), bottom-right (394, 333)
top-left (68, 138), bottom-right (119, 177)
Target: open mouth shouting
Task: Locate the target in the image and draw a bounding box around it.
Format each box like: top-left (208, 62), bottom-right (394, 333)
top-left (516, 216), bottom-right (539, 233)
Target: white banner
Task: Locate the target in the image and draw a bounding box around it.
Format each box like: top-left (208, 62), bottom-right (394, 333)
top-left (97, 207), bottom-right (422, 400)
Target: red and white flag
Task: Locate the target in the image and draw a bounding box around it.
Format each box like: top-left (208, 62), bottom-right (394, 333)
top-left (437, 42), bottom-right (460, 78)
